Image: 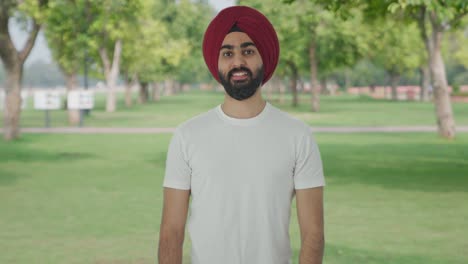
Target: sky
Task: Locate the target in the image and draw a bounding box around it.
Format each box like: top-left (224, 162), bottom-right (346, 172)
top-left (10, 0), bottom-right (235, 66)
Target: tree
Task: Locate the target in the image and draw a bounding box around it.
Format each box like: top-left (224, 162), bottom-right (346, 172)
top-left (156, 0), bottom-right (213, 93)
top-left (368, 19), bottom-right (422, 100)
top-left (244, 0), bottom-right (367, 111)
top-left (44, 0), bottom-right (90, 125)
top-left (307, 0), bottom-right (468, 138)
top-left (0, 0), bottom-right (48, 140)
top-left (120, 0), bottom-right (192, 104)
top-left (170, 0), bottom-right (215, 86)
top-left (399, 2), bottom-right (466, 138)
top-left (86, 0), bottom-right (141, 112)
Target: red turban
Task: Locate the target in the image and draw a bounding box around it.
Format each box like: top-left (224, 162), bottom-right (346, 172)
top-left (202, 6), bottom-right (279, 84)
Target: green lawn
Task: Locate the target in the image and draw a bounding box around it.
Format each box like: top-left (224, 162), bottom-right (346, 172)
top-left (3, 89), bottom-right (468, 128)
top-left (1, 133), bottom-right (467, 263)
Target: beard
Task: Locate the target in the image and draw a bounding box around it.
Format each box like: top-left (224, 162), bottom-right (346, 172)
top-left (218, 65), bottom-right (264, 101)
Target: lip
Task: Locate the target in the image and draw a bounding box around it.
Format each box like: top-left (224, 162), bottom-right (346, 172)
top-left (229, 68), bottom-right (251, 82)
top-left (231, 71), bottom-right (248, 81)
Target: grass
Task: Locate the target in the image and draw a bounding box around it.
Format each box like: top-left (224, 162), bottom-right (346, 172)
top-left (2, 89), bottom-right (468, 128)
top-left (1, 133), bottom-right (467, 264)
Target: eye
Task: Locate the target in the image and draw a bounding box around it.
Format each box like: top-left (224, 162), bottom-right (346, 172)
top-left (222, 51), bottom-right (233, 57)
top-left (243, 49), bottom-right (255, 55)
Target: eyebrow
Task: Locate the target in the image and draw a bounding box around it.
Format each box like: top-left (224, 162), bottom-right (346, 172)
top-left (220, 42), bottom-right (256, 51)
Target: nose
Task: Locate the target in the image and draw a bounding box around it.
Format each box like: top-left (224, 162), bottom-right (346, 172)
top-left (231, 51), bottom-right (246, 69)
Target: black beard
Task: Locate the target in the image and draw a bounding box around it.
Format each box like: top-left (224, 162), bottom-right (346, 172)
top-left (218, 66), bottom-right (264, 101)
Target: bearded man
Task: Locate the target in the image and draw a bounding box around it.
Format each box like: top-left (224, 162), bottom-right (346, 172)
top-left (158, 6), bottom-right (325, 264)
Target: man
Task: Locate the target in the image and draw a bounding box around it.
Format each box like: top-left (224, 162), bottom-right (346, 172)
top-left (158, 6), bottom-right (325, 264)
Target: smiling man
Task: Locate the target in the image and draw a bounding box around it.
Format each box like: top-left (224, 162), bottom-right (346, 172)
top-left (158, 6), bottom-right (325, 264)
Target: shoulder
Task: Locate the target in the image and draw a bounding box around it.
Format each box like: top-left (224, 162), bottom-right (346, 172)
top-left (174, 106), bottom-right (219, 138)
top-left (267, 102), bottom-right (312, 136)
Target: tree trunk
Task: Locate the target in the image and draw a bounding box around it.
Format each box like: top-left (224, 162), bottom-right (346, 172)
top-left (124, 73), bottom-right (133, 108)
top-left (320, 78), bottom-right (327, 95)
top-left (298, 79), bottom-right (304, 94)
top-left (174, 81), bottom-right (181, 94)
top-left (430, 30), bottom-right (455, 138)
top-left (418, 8), bottom-right (456, 138)
top-left (279, 79), bottom-right (285, 104)
top-left (139, 82), bottom-right (149, 104)
top-left (152, 82), bottom-right (161, 102)
top-left (290, 74), bottom-right (298, 107)
top-left (309, 40), bottom-right (320, 112)
top-left (287, 61), bottom-right (299, 107)
top-left (164, 79), bottom-right (174, 96)
top-left (3, 64), bottom-right (22, 140)
top-left (269, 76), bottom-right (280, 102)
top-left (0, 11), bottom-right (41, 140)
top-left (389, 72), bottom-right (400, 101)
top-left (419, 65), bottom-right (431, 102)
top-left (65, 72), bottom-right (80, 126)
top-left (99, 39), bottom-right (122, 113)
top-left (344, 68), bottom-right (351, 92)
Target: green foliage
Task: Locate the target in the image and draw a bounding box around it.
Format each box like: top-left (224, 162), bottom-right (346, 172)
top-left (44, 0), bottom-right (142, 78)
top-left (16, 0), bottom-right (49, 23)
top-left (44, 0), bottom-right (89, 74)
top-left (388, 0), bottom-right (468, 24)
top-left (368, 19), bottom-right (423, 76)
top-left (119, 0), bottom-right (214, 84)
top-left (241, 0), bottom-right (368, 80)
top-left (160, 0), bottom-right (215, 83)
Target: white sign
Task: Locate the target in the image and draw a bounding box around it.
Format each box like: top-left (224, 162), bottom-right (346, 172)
top-left (0, 90), bottom-right (28, 110)
top-left (34, 91), bottom-right (62, 110)
top-left (21, 91), bottom-right (28, 109)
top-left (67, 90), bottom-right (94, 110)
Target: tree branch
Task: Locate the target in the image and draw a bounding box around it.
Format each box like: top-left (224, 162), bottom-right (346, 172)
top-left (18, 20), bottom-right (41, 63)
top-left (111, 39), bottom-right (122, 75)
top-left (0, 5), bottom-right (19, 67)
top-left (449, 9), bottom-right (468, 27)
top-left (99, 46), bottom-right (111, 77)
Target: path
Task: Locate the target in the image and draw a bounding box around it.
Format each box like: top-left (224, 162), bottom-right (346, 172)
top-left (2, 126), bottom-right (468, 134)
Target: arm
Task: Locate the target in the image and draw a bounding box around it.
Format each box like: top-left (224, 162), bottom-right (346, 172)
top-left (158, 187), bottom-right (190, 264)
top-left (296, 186), bottom-right (324, 264)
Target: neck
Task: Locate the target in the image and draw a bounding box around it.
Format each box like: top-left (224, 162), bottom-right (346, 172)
top-left (221, 88), bottom-right (266, 119)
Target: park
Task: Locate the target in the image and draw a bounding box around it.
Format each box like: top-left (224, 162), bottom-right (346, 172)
top-left (1, 0), bottom-right (468, 264)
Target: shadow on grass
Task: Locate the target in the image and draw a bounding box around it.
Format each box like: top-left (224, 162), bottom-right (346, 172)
top-left (0, 168), bottom-right (23, 185)
top-left (321, 140), bottom-right (468, 193)
top-left (291, 243), bottom-right (459, 264)
top-left (0, 146), bottom-right (95, 163)
top-left (0, 137), bottom-right (96, 185)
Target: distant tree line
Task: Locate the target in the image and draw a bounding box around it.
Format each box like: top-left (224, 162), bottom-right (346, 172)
top-left (1, 0), bottom-right (467, 140)
top-left (2, 54), bottom-right (467, 90)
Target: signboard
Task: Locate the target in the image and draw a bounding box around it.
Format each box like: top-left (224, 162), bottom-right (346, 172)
top-left (0, 90), bottom-right (28, 110)
top-left (67, 90), bottom-right (94, 110)
top-left (34, 90), bottom-right (62, 110)
top-left (21, 91), bottom-right (28, 109)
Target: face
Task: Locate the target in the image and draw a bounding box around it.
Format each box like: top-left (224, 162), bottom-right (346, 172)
top-left (217, 32), bottom-right (264, 101)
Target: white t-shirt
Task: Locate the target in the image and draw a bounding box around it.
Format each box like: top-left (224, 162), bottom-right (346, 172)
top-left (163, 101), bottom-right (325, 264)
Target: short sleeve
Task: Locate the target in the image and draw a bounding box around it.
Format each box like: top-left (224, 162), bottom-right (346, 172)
top-left (162, 129), bottom-right (191, 190)
top-left (293, 128), bottom-right (325, 189)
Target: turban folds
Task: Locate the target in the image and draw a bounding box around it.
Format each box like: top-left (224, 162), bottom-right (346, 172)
top-left (202, 6), bottom-right (279, 84)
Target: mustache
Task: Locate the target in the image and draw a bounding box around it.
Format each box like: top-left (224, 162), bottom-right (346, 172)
top-left (228, 67), bottom-right (253, 78)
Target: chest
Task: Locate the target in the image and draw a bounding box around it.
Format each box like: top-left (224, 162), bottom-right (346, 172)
top-left (187, 131), bottom-right (296, 195)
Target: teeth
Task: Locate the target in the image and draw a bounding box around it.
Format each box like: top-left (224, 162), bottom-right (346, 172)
top-left (233, 72), bottom-right (247, 76)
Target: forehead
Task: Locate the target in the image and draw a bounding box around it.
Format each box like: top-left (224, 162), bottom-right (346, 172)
top-left (221, 32), bottom-right (255, 46)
